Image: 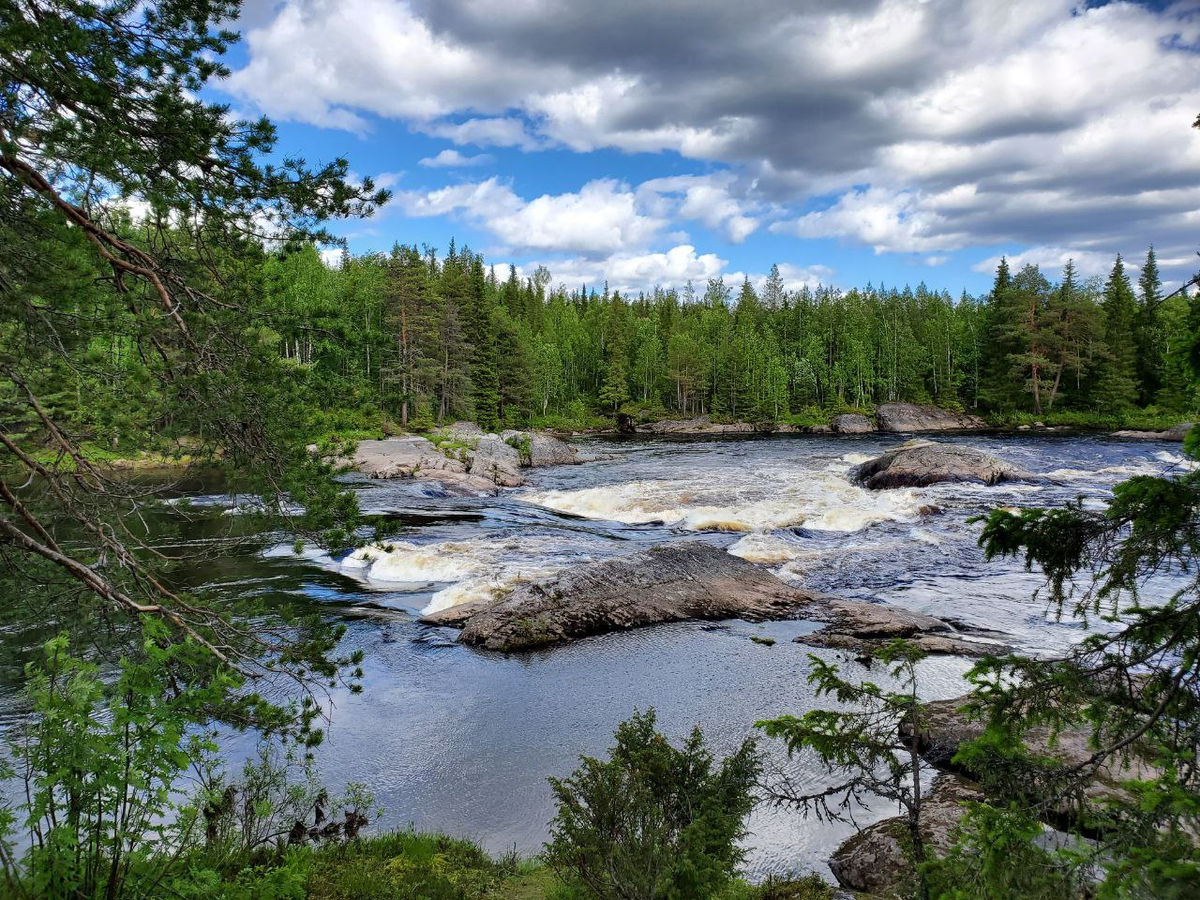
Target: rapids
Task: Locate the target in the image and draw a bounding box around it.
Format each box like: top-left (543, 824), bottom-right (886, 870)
top-left (2, 432), bottom-right (1189, 880)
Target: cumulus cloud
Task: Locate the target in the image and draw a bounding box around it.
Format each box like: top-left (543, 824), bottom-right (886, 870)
top-left (418, 149), bottom-right (494, 168)
top-left (393, 178), bottom-right (667, 256)
top-left (527, 244), bottom-right (728, 295)
top-left (226, 0), bottom-right (1200, 283)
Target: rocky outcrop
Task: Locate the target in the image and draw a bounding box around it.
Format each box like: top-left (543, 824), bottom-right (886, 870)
top-left (902, 696), bottom-right (1161, 824)
top-left (421, 543), bottom-right (827, 651)
top-left (829, 775), bottom-right (984, 897)
top-left (421, 543), bottom-right (1005, 655)
top-left (831, 413), bottom-right (874, 434)
top-left (636, 415), bottom-right (766, 435)
top-left (469, 434), bottom-right (525, 487)
top-left (1112, 422), bottom-right (1194, 441)
top-left (852, 440), bottom-right (1033, 489)
top-left (352, 437), bottom-right (498, 494)
top-left (797, 600), bottom-right (1008, 657)
top-left (875, 403), bottom-right (986, 433)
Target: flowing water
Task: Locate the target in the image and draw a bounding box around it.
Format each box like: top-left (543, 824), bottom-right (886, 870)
top-left (4, 433), bottom-right (1193, 879)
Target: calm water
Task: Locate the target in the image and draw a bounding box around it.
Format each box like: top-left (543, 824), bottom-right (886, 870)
top-left (5, 433), bottom-right (1192, 879)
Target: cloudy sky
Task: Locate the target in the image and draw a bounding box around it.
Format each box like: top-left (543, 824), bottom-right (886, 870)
top-left (217, 0), bottom-right (1200, 295)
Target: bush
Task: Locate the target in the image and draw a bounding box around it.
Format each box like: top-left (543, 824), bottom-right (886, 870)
top-left (546, 709), bottom-right (760, 900)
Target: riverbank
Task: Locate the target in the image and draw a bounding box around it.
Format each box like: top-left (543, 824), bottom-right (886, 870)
top-left (170, 829), bottom-right (835, 900)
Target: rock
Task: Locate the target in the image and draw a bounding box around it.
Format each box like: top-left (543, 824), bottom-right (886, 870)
top-left (469, 434), bottom-right (525, 487)
top-left (875, 403), bottom-right (986, 433)
top-left (804, 424), bottom-right (833, 434)
top-left (527, 432), bottom-right (579, 467)
top-left (796, 599), bottom-right (1008, 657)
top-left (831, 413), bottom-right (874, 434)
top-left (352, 437), bottom-right (498, 495)
top-left (829, 775), bottom-right (984, 897)
top-left (1112, 422), bottom-right (1194, 441)
top-left (420, 543), bottom-right (827, 651)
top-left (852, 440), bottom-right (1033, 489)
top-left (636, 416), bottom-right (765, 435)
top-left (902, 696), bottom-right (1162, 825)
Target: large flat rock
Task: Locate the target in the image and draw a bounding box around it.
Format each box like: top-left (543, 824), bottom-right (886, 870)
top-left (876, 403), bottom-right (986, 433)
top-left (352, 437), bottom-right (498, 494)
top-left (421, 543), bottom-right (1005, 655)
top-left (852, 440), bottom-right (1033, 489)
top-left (421, 543), bottom-right (825, 650)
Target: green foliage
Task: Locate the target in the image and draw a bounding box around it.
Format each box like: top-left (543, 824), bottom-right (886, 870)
top-left (924, 804), bottom-right (1083, 900)
top-left (758, 640), bottom-right (932, 899)
top-left (546, 709), bottom-right (760, 900)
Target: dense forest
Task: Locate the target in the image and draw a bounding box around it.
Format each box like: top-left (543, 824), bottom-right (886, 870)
top-left (52, 227), bottom-right (1200, 457)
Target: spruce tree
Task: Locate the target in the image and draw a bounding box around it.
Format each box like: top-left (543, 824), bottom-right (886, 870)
top-left (1098, 255), bottom-right (1141, 409)
top-left (1135, 246), bottom-right (1164, 405)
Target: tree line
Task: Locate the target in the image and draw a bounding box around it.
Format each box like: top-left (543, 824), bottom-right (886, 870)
top-left (254, 241), bottom-right (1197, 438)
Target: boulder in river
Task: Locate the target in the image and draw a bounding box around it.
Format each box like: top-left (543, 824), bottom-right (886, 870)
top-left (1112, 422), bottom-right (1193, 442)
top-left (421, 543), bottom-right (826, 651)
top-left (829, 775), bottom-right (984, 897)
top-left (875, 403), bottom-right (986, 433)
top-left (469, 434), bottom-right (525, 487)
top-left (831, 413), bottom-right (874, 434)
top-left (421, 542), bottom-right (1005, 655)
top-left (852, 440), bottom-right (1033, 489)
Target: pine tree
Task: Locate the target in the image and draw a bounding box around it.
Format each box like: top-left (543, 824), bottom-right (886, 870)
top-left (1097, 255), bottom-right (1141, 409)
top-left (466, 256), bottom-right (501, 430)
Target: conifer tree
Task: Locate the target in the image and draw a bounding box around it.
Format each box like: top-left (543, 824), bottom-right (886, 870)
top-left (1135, 246), bottom-right (1165, 405)
top-left (1097, 255), bottom-right (1141, 409)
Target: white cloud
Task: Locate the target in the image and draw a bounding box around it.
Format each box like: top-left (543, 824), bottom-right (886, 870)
top-left (393, 178), bottom-right (666, 256)
top-left (972, 247), bottom-right (1121, 281)
top-left (225, 0), bottom-right (1200, 282)
top-left (527, 245), bottom-right (728, 295)
top-left (638, 174), bottom-right (761, 243)
top-left (777, 187), bottom-right (966, 255)
top-left (418, 149), bottom-right (494, 168)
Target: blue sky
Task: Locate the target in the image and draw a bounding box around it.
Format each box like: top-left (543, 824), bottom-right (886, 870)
top-left (215, 0), bottom-right (1200, 297)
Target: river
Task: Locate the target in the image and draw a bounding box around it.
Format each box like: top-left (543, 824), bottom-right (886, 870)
top-left (6, 432), bottom-right (1193, 879)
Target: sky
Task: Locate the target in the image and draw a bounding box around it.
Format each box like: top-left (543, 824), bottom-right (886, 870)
top-left (213, 0), bottom-right (1200, 297)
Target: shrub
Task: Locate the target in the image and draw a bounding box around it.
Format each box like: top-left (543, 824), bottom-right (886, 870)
top-left (546, 709), bottom-right (759, 900)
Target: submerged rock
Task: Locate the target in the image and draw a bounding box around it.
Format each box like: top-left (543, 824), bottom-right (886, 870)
top-left (469, 434), bottom-right (525, 487)
top-left (829, 775), bottom-right (984, 897)
top-left (831, 413), bottom-right (874, 434)
top-left (875, 403), bottom-right (986, 433)
top-left (852, 440), bottom-right (1033, 489)
top-left (1112, 422), bottom-right (1193, 441)
top-left (420, 542), bottom-right (826, 651)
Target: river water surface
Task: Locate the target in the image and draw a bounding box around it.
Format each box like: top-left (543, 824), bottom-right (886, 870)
top-left (10, 432), bottom-right (1195, 879)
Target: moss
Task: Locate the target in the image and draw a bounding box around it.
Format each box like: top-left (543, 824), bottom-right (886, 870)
top-left (750, 635), bottom-right (776, 647)
top-left (505, 432), bottom-right (533, 465)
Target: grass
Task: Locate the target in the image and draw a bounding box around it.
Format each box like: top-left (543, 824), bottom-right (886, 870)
top-left (178, 830), bottom-right (837, 900)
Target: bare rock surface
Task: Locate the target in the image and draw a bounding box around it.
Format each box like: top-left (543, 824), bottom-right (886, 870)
top-left (1112, 422), bottom-right (1193, 441)
top-left (797, 600), bottom-right (1007, 657)
top-left (421, 543), bottom-right (1004, 655)
top-left (469, 434), bottom-right (525, 487)
top-left (421, 543), bottom-right (827, 650)
top-left (831, 413), bottom-right (874, 434)
top-left (852, 440), bottom-right (1033, 489)
top-left (876, 403), bottom-right (986, 433)
top-left (829, 775), bottom-right (984, 896)
top-left (352, 437), bottom-right (498, 495)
